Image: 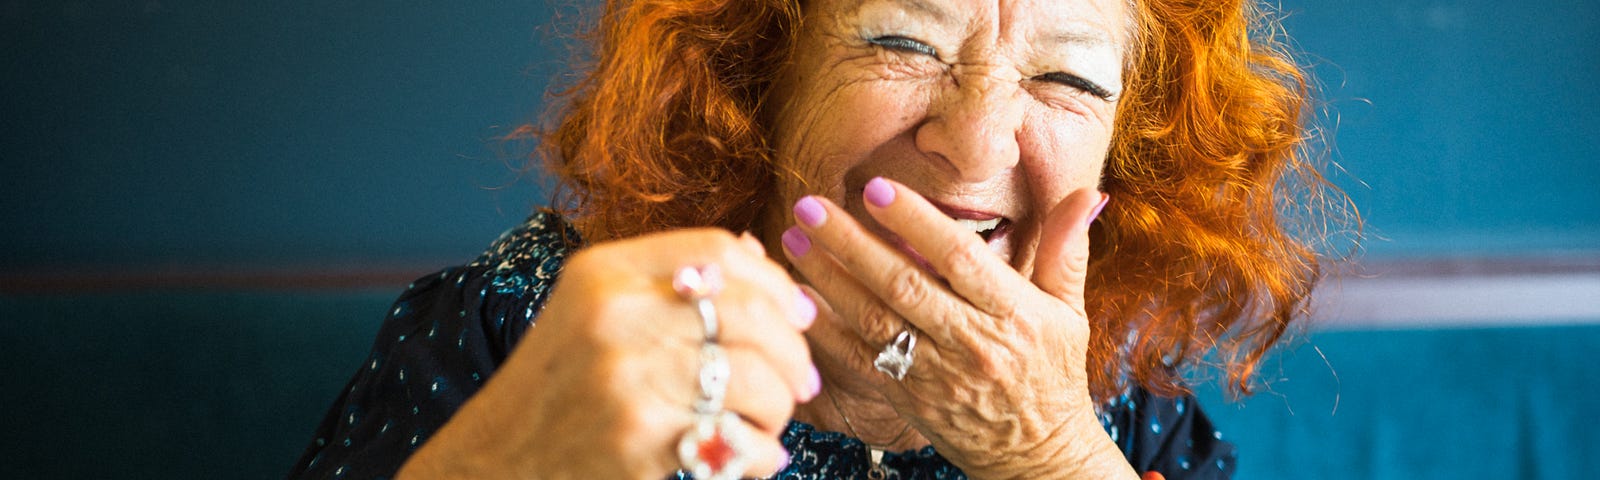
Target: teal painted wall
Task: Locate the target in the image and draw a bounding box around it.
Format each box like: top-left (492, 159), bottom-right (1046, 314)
top-left (3, 0), bottom-right (1598, 270)
top-left (3, 1), bottom-right (562, 270)
top-left (1278, 0), bottom-right (1600, 256)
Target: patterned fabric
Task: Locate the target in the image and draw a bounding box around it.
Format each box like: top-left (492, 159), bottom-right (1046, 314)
top-left (289, 211), bottom-right (1236, 479)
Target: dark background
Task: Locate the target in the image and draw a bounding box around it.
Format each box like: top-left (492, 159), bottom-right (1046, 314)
top-left (3, 0), bottom-right (1597, 271)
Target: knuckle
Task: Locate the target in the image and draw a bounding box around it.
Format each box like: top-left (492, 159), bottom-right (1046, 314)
top-left (1065, 248), bottom-right (1091, 277)
top-left (973, 349), bottom-right (1017, 382)
top-left (939, 240), bottom-right (987, 279)
top-left (883, 266), bottom-right (928, 308)
top-left (858, 301), bottom-right (899, 340)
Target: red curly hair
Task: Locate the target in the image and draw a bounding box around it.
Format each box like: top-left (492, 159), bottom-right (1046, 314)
top-left (536, 0), bottom-right (1354, 402)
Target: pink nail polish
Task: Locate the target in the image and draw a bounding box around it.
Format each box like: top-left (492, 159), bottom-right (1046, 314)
top-left (864, 177), bottom-right (896, 208)
top-left (793, 196), bottom-right (826, 227)
top-left (793, 287), bottom-right (816, 329)
top-left (804, 365), bottom-right (822, 401)
top-left (776, 447), bottom-right (792, 472)
top-left (782, 226), bottom-right (811, 257)
top-left (1086, 193), bottom-right (1110, 227)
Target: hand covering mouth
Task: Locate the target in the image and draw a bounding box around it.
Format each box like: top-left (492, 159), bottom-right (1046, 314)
top-left (883, 203), bottom-right (1017, 279)
top-left (931, 201), bottom-right (1016, 247)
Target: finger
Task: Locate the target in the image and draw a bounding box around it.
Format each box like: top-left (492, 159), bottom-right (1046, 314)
top-left (796, 285), bottom-right (885, 386)
top-left (784, 196), bottom-right (965, 345)
top-left (608, 228), bottom-right (815, 329)
top-left (857, 176), bottom-right (1028, 316)
top-left (1030, 189), bottom-right (1107, 306)
top-left (668, 410), bottom-right (792, 480)
top-left (704, 281), bottom-right (820, 404)
top-left (722, 347), bottom-right (804, 435)
top-left (739, 424), bottom-right (793, 479)
top-left (784, 227), bottom-right (928, 349)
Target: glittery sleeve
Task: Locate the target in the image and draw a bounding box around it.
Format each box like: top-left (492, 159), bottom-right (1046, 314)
top-left (287, 212), bottom-right (579, 479)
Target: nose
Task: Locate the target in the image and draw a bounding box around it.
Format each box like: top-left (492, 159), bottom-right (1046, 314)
top-left (914, 70), bottom-right (1025, 182)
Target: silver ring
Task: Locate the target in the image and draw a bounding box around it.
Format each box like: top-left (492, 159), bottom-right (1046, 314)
top-left (677, 411), bottom-right (755, 480)
top-left (873, 330), bottom-right (917, 381)
top-left (693, 343), bottom-right (730, 414)
top-left (673, 265), bottom-right (724, 341)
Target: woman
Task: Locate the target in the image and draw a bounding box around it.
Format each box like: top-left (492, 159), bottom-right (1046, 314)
top-left (291, 0), bottom-right (1343, 478)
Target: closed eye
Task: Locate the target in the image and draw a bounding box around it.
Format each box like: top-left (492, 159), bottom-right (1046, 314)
top-left (1036, 72), bottom-right (1114, 100)
top-left (867, 35), bottom-right (938, 58)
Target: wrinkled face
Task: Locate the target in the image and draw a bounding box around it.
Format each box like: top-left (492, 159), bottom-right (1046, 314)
top-left (763, 0), bottom-right (1129, 277)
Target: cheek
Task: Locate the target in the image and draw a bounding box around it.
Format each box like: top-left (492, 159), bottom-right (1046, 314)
top-left (773, 79), bottom-right (930, 199)
top-left (1019, 111), bottom-right (1115, 203)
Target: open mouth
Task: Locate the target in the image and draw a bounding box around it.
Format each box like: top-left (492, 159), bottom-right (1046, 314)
top-left (954, 217), bottom-right (1014, 244)
top-left (860, 195), bottom-right (1018, 279)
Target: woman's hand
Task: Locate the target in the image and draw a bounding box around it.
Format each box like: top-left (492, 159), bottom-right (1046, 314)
top-left (783, 177), bottom-right (1135, 479)
top-left (397, 230), bottom-right (819, 480)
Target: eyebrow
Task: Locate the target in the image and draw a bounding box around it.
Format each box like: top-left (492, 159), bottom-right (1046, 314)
top-left (1046, 30), bottom-right (1116, 49)
top-left (854, 0), bottom-right (957, 26)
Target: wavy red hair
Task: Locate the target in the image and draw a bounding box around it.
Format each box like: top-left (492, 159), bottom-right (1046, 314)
top-left (535, 0), bottom-right (1354, 402)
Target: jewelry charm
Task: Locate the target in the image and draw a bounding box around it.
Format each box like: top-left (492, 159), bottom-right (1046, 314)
top-left (693, 343), bottom-right (731, 413)
top-left (824, 387), bottom-right (913, 480)
top-left (677, 411), bottom-right (754, 480)
top-left (672, 264), bottom-right (749, 479)
top-left (873, 330), bottom-right (917, 381)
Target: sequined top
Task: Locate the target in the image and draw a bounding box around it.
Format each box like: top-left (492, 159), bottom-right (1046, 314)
top-left (289, 212), bottom-right (1237, 479)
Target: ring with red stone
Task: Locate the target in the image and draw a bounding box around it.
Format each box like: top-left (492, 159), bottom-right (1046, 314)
top-left (677, 411), bottom-right (755, 480)
top-left (672, 264), bottom-right (725, 342)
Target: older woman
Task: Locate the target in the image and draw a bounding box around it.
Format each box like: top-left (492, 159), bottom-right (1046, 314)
top-left (290, 0), bottom-right (1339, 478)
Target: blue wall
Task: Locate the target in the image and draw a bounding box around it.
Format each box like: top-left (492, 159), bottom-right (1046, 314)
top-left (1278, 0), bottom-right (1600, 256)
top-left (4, 0), bottom-right (1598, 270)
top-left (2, 1), bottom-right (562, 270)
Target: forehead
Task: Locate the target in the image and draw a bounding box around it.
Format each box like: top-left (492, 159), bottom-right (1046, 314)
top-left (833, 0), bottom-right (1131, 47)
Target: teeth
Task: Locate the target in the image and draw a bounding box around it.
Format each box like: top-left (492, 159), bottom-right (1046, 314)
top-left (954, 218), bottom-right (1001, 235)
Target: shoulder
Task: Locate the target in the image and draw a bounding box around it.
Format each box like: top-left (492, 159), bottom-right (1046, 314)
top-left (382, 210), bottom-right (585, 358)
top-left (288, 212), bottom-right (587, 479)
top-left (470, 209), bottom-right (585, 278)
top-left (1101, 387), bottom-right (1237, 479)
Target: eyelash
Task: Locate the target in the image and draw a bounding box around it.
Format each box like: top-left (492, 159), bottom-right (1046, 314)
top-left (867, 35), bottom-right (938, 57)
top-left (1036, 72), bottom-right (1114, 100)
top-left (868, 35), bottom-right (1114, 101)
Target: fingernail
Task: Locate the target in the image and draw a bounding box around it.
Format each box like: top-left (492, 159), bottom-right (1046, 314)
top-left (781, 226), bottom-right (811, 257)
top-left (1085, 193), bottom-right (1110, 227)
top-left (864, 177), bottom-right (895, 208)
top-left (803, 364), bottom-right (822, 401)
top-left (776, 446), bottom-right (792, 472)
top-left (737, 231), bottom-right (766, 256)
top-left (792, 287), bottom-right (816, 329)
top-left (793, 196), bottom-right (826, 227)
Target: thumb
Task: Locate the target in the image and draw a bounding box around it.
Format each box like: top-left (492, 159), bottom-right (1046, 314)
top-left (1031, 189), bottom-right (1109, 306)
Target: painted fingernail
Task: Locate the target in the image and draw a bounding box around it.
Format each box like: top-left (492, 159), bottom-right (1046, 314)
top-left (776, 446), bottom-right (792, 472)
top-left (1086, 193), bottom-right (1110, 227)
top-left (804, 364), bottom-right (822, 401)
top-left (792, 287), bottom-right (816, 329)
top-left (864, 177), bottom-right (895, 208)
top-left (793, 196), bottom-right (826, 227)
top-left (781, 226), bottom-right (811, 257)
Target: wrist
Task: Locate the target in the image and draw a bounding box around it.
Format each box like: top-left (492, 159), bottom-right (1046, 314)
top-left (966, 412), bottom-right (1138, 480)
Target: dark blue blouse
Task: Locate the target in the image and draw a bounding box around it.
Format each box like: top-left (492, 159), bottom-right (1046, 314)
top-left (288, 212), bottom-right (1236, 479)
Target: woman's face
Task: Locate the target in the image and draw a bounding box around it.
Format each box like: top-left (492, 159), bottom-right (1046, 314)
top-left (764, 0), bottom-right (1129, 278)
